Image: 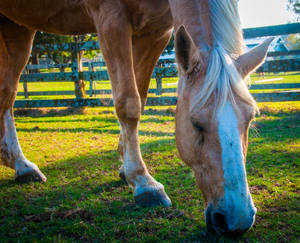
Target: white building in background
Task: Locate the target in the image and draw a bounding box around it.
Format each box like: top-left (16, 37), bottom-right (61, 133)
top-left (158, 36), bottom-right (291, 65)
top-left (245, 36), bottom-right (289, 53)
top-left (246, 36), bottom-right (300, 73)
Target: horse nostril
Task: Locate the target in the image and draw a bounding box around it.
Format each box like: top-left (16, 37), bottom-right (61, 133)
top-left (213, 212), bottom-right (228, 233)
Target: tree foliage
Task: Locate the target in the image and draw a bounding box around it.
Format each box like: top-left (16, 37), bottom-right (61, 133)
top-left (285, 0), bottom-right (300, 50)
top-left (285, 34), bottom-right (300, 50)
top-left (287, 0), bottom-right (300, 21)
top-left (164, 33), bottom-right (175, 54)
top-left (31, 32), bottom-right (100, 70)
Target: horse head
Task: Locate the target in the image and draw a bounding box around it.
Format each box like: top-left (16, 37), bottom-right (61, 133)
top-left (175, 25), bottom-right (273, 234)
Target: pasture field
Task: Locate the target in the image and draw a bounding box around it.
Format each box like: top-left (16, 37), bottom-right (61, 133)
top-left (16, 72), bottom-right (300, 100)
top-left (0, 102), bottom-right (299, 242)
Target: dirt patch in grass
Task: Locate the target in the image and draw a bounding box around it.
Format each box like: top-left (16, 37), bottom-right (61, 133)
top-left (24, 208), bottom-right (94, 222)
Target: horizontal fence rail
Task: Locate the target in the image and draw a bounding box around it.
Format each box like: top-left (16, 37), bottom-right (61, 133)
top-left (243, 23), bottom-right (300, 38)
top-left (20, 57), bottom-right (300, 83)
top-left (16, 23), bottom-right (300, 108)
top-left (14, 92), bottom-right (300, 108)
top-left (16, 83), bottom-right (300, 97)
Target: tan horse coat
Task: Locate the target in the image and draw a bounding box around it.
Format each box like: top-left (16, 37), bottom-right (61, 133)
top-left (0, 0), bottom-right (273, 234)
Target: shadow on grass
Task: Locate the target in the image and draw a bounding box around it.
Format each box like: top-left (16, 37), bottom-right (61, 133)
top-left (143, 108), bottom-right (175, 117)
top-left (0, 137), bottom-right (175, 184)
top-left (2, 106), bottom-right (297, 241)
top-left (0, 133), bottom-right (295, 241)
top-left (13, 107), bottom-right (175, 119)
top-left (250, 111), bottom-right (299, 143)
top-left (259, 108), bottom-right (300, 117)
top-left (14, 107), bottom-right (87, 117)
top-left (0, 142), bottom-right (212, 242)
top-left (15, 113), bottom-right (173, 125)
top-left (140, 117), bottom-right (173, 124)
top-left (15, 118), bottom-right (172, 129)
top-left (15, 116), bottom-right (118, 124)
top-left (16, 126), bottom-right (174, 138)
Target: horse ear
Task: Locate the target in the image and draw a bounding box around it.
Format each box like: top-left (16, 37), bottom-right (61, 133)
top-left (235, 37), bottom-right (274, 78)
top-left (175, 25), bottom-right (200, 73)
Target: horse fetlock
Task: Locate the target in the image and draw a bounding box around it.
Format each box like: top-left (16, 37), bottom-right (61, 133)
top-left (15, 158), bottom-right (46, 182)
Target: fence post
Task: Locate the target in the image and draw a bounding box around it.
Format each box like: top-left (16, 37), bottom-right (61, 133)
top-left (23, 81), bottom-right (29, 99)
top-left (71, 41), bottom-right (85, 99)
top-left (156, 76), bottom-right (162, 95)
top-left (23, 68), bottom-right (29, 99)
top-left (88, 62), bottom-right (94, 97)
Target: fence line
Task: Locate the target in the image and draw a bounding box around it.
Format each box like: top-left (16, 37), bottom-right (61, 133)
top-left (16, 83), bottom-right (300, 97)
top-left (14, 91), bottom-right (300, 108)
top-left (16, 23), bottom-right (300, 108)
top-left (243, 23), bottom-right (300, 38)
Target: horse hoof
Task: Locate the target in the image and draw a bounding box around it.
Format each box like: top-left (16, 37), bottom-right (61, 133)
top-left (15, 169), bottom-right (47, 183)
top-left (134, 187), bottom-right (172, 208)
top-left (119, 170), bottom-right (127, 183)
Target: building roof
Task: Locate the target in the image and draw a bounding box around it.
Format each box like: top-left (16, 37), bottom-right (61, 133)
top-left (245, 36), bottom-right (289, 52)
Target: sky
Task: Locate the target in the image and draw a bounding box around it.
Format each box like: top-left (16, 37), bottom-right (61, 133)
top-left (238, 0), bottom-right (293, 28)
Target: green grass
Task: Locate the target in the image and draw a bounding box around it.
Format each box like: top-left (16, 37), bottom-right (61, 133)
top-left (250, 72), bottom-right (300, 84)
top-left (0, 102), bottom-right (299, 242)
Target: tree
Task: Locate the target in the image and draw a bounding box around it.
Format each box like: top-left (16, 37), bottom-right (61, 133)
top-left (285, 0), bottom-right (300, 50)
top-left (31, 33), bottom-right (101, 98)
top-left (32, 32), bottom-right (73, 72)
top-left (164, 32), bottom-right (174, 54)
top-left (287, 0), bottom-right (300, 21)
top-left (285, 34), bottom-right (300, 50)
top-left (31, 32), bottom-right (100, 72)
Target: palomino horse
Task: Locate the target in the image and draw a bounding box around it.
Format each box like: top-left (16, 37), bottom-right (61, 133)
top-left (0, 0), bottom-right (272, 234)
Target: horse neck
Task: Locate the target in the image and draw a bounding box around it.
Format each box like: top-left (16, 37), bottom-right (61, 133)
top-left (169, 0), bottom-right (213, 51)
top-left (170, 0), bottom-right (244, 57)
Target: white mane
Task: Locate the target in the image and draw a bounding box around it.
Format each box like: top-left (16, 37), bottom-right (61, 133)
top-left (190, 0), bottom-right (258, 115)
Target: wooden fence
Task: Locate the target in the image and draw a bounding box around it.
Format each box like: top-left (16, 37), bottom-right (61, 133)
top-left (15, 23), bottom-right (300, 108)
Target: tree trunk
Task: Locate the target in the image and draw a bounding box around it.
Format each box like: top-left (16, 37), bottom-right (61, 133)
top-left (30, 53), bottom-right (40, 73)
top-left (72, 45), bottom-right (85, 99)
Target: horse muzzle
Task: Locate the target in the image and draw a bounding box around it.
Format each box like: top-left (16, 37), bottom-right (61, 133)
top-left (205, 203), bottom-right (257, 235)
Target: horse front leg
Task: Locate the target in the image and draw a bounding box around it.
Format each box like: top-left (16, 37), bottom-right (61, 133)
top-left (94, 12), bottom-right (171, 207)
top-left (0, 19), bottom-right (46, 182)
top-left (119, 28), bottom-right (173, 196)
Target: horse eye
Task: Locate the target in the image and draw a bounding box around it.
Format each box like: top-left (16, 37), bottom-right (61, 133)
top-left (191, 120), bottom-right (204, 132)
top-left (191, 119), bottom-right (205, 146)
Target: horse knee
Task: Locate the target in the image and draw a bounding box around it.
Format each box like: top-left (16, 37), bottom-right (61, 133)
top-left (0, 83), bottom-right (16, 96)
top-left (115, 95), bottom-right (142, 123)
top-left (0, 84), bottom-right (16, 109)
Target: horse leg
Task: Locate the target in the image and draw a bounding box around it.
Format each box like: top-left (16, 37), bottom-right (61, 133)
top-left (118, 30), bottom-right (173, 181)
top-left (0, 19), bottom-right (46, 182)
top-left (94, 12), bottom-right (171, 207)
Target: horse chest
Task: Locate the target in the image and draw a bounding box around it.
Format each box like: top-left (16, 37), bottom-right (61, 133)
top-left (129, 1), bottom-right (173, 36)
